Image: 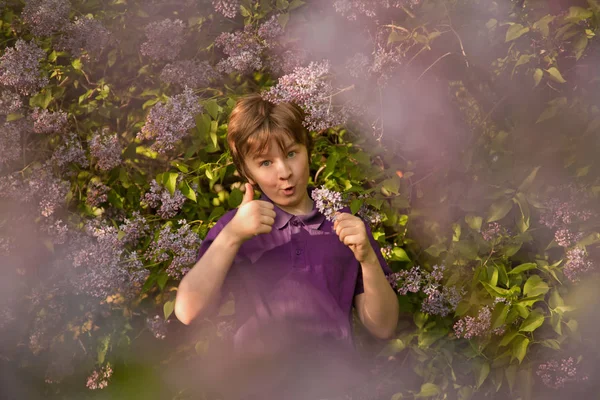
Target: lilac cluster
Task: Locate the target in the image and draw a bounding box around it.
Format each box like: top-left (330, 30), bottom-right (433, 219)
top-left (0, 39), bottom-right (48, 95)
top-left (89, 128), bottom-right (122, 171)
top-left (0, 90), bottom-right (23, 115)
top-left (86, 181), bottom-right (110, 208)
top-left (357, 193), bottom-right (383, 225)
top-left (119, 211), bottom-right (150, 245)
top-left (215, 25), bottom-right (266, 75)
top-left (27, 172), bottom-right (70, 217)
top-left (539, 196), bottom-right (593, 230)
top-left (86, 364), bottom-right (113, 390)
top-left (51, 132), bottom-right (89, 170)
top-left (140, 19), bottom-right (185, 61)
top-left (21, 0), bottom-right (70, 37)
top-left (370, 45), bottom-right (403, 85)
top-left (311, 185), bottom-right (345, 222)
top-left (481, 222), bottom-right (502, 241)
top-left (262, 60), bottom-right (350, 131)
top-left (0, 120), bottom-right (23, 167)
top-left (213, 0), bottom-right (240, 18)
top-left (31, 108), bottom-right (68, 134)
top-left (380, 244), bottom-right (393, 260)
top-left (563, 247), bottom-right (594, 283)
top-left (258, 15), bottom-right (285, 42)
top-left (146, 315), bottom-right (169, 340)
top-left (58, 16), bottom-right (112, 60)
top-left (141, 179), bottom-right (186, 219)
top-left (536, 357), bottom-right (588, 389)
top-left (453, 306), bottom-right (492, 339)
top-left (0, 236), bottom-right (15, 255)
top-left (216, 320), bottom-right (235, 339)
top-left (39, 217), bottom-right (69, 244)
top-left (388, 265), bottom-right (463, 317)
top-left (145, 221), bottom-right (200, 279)
top-left (333, 0), bottom-right (419, 20)
top-left (138, 88), bottom-right (202, 153)
top-left (554, 228), bottom-right (581, 248)
top-left (159, 60), bottom-right (219, 89)
top-left (344, 52), bottom-right (370, 79)
top-left (265, 48), bottom-right (307, 76)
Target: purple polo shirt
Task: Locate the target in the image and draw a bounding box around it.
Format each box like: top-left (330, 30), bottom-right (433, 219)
top-left (195, 186), bottom-right (392, 353)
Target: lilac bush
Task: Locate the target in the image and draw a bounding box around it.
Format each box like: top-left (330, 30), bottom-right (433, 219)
top-left (31, 108), bottom-right (68, 134)
top-left (536, 357), bottom-right (588, 389)
top-left (57, 16), bottom-right (112, 60)
top-left (119, 211), bottom-right (150, 245)
top-left (0, 90), bottom-right (23, 115)
top-left (145, 221), bottom-right (201, 279)
top-left (563, 247), bottom-right (594, 283)
top-left (0, 120), bottom-right (23, 167)
top-left (159, 60), bottom-right (219, 89)
top-left (89, 128), bottom-right (122, 171)
top-left (0, 39), bottom-right (48, 95)
top-left (215, 26), bottom-right (266, 75)
top-left (86, 364), bottom-right (113, 390)
top-left (51, 132), bottom-right (89, 170)
top-left (453, 306), bottom-right (492, 339)
top-left (213, 0), bottom-right (240, 18)
top-left (21, 0), bottom-right (70, 37)
top-left (146, 315), bottom-right (169, 340)
top-left (86, 181), bottom-right (110, 208)
top-left (138, 88), bottom-right (202, 153)
top-left (140, 19), bottom-right (186, 62)
top-left (141, 180), bottom-right (187, 219)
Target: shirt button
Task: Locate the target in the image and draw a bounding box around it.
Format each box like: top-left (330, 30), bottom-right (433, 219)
top-left (296, 249), bottom-right (302, 255)
top-left (291, 219), bottom-right (300, 227)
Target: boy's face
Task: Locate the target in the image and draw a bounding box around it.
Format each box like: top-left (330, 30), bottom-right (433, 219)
top-left (244, 136), bottom-right (312, 214)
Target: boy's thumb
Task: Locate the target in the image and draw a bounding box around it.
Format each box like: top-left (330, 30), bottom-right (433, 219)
top-left (241, 183), bottom-right (254, 205)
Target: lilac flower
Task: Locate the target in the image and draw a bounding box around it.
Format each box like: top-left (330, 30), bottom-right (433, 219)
top-left (146, 315), bottom-right (169, 340)
top-left (215, 26), bottom-right (266, 75)
top-left (262, 60), bottom-right (351, 131)
top-left (86, 181), bottom-right (110, 208)
top-left (380, 244), bottom-right (393, 260)
top-left (333, 0), bottom-right (419, 21)
top-left (21, 0), bottom-right (70, 37)
top-left (58, 16), bottom-right (112, 60)
top-left (39, 217), bottom-right (69, 244)
top-left (387, 266), bottom-right (422, 295)
top-left (0, 90), bottom-right (23, 115)
top-left (453, 306), bottom-right (492, 339)
top-left (370, 45), bottom-right (402, 85)
top-left (311, 185), bottom-right (345, 222)
top-left (119, 211), bottom-right (150, 245)
top-left (216, 320), bottom-right (235, 339)
top-left (257, 15), bottom-right (285, 42)
top-left (481, 222), bottom-right (502, 241)
top-left (145, 222), bottom-right (201, 279)
top-left (0, 236), bottom-right (15, 256)
top-left (0, 120), bottom-right (23, 167)
top-left (555, 228), bottom-right (579, 248)
top-left (539, 186), bottom-right (594, 229)
top-left (140, 19), bottom-right (186, 61)
top-left (0, 39), bottom-right (48, 95)
top-left (89, 128), bottom-right (122, 170)
top-left (159, 60), bottom-right (219, 89)
top-left (563, 247), bottom-right (594, 283)
top-left (357, 193), bottom-right (383, 225)
top-left (536, 357), bottom-right (588, 389)
top-left (213, 0), bottom-right (240, 18)
top-left (51, 132), bottom-right (89, 170)
top-left (31, 107), bottom-right (68, 134)
top-left (138, 88), bottom-right (202, 153)
top-left (27, 172), bottom-right (70, 217)
top-left (265, 48), bottom-right (307, 76)
top-left (142, 180), bottom-right (186, 219)
top-left (86, 364), bottom-right (113, 390)
top-left (345, 52), bottom-right (370, 79)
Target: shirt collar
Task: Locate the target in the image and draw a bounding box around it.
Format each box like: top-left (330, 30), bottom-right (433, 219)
top-left (259, 185), bottom-right (325, 230)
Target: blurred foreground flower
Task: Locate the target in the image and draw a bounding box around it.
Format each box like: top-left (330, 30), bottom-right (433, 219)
top-left (536, 357), bottom-right (588, 389)
top-left (86, 363), bottom-right (113, 390)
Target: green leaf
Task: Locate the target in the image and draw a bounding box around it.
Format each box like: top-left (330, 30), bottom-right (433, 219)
top-left (536, 106), bottom-right (558, 123)
top-left (228, 188), bottom-right (243, 208)
top-left (545, 67), bottom-right (567, 83)
top-left (499, 331), bottom-right (520, 347)
top-left (164, 172), bottom-right (178, 196)
top-left (533, 15), bottom-right (555, 37)
top-left (107, 49), bottom-right (117, 67)
top-left (218, 298), bottom-right (235, 316)
top-left (97, 335), bottom-right (110, 364)
top-left (465, 214), bottom-right (482, 232)
top-left (519, 310), bottom-right (544, 332)
top-left (517, 166), bottom-right (540, 192)
top-left (540, 339), bottom-right (561, 350)
top-left (180, 181), bottom-right (197, 202)
top-left (533, 68), bottom-right (543, 87)
top-left (418, 328), bottom-right (447, 348)
top-left (425, 243), bottom-right (446, 257)
top-left (505, 24), bottom-right (530, 42)
top-left (157, 273), bottom-right (169, 290)
top-left (508, 263), bottom-right (537, 275)
top-left (476, 362), bottom-right (490, 389)
top-left (378, 338), bottom-right (406, 357)
top-left (481, 281), bottom-right (510, 297)
top-left (415, 383), bottom-right (440, 398)
top-left (350, 198), bottom-right (363, 215)
top-left (573, 35), bottom-right (588, 60)
top-left (487, 198), bottom-right (513, 223)
top-left (288, 0), bottom-right (305, 10)
top-left (548, 288), bottom-right (564, 309)
top-left (277, 12), bottom-right (290, 29)
top-left (565, 6), bottom-right (593, 22)
top-left (393, 247), bottom-right (411, 262)
top-left (72, 58), bottom-right (83, 70)
top-left (505, 364), bottom-right (517, 393)
top-left (452, 223), bottom-right (462, 241)
top-left (163, 299), bottom-right (175, 320)
top-left (491, 303), bottom-right (510, 329)
top-left (523, 275), bottom-right (549, 297)
top-left (204, 99), bottom-right (220, 119)
top-left (511, 336), bottom-right (529, 364)
top-left (6, 113), bottom-right (24, 122)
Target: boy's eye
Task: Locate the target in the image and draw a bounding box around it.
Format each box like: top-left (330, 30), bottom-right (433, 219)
top-left (259, 151), bottom-right (296, 167)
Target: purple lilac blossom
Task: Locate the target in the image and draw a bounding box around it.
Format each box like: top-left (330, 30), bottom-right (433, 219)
top-left (39, 217), bottom-right (69, 244)
top-left (89, 128), bottom-right (122, 170)
top-left (0, 39), bottom-right (48, 95)
top-left (380, 244), bottom-right (393, 260)
top-left (137, 88), bottom-right (202, 153)
top-left (357, 193), bottom-right (383, 225)
top-left (0, 120), bottom-right (23, 167)
top-left (212, 0), bottom-right (239, 18)
top-left (51, 132), bottom-right (89, 170)
top-left (146, 315), bottom-right (169, 339)
top-left (0, 90), bottom-right (23, 115)
top-left (310, 185), bottom-right (345, 222)
top-left (262, 60), bottom-right (351, 131)
top-left (58, 16), bottom-right (112, 60)
top-left (481, 222), bottom-right (502, 241)
top-left (145, 221), bottom-right (201, 279)
top-left (257, 15), bottom-right (285, 42)
top-left (265, 48), bottom-right (307, 76)
top-left (333, 0), bottom-right (420, 20)
top-left (31, 107), bottom-right (68, 134)
top-left (563, 247), bottom-right (594, 283)
top-left (141, 180), bottom-right (187, 219)
top-left (119, 211), bottom-right (150, 245)
top-left (86, 181), bottom-right (110, 208)
top-left (27, 172), bottom-right (70, 217)
top-left (159, 60), bottom-right (219, 89)
top-left (453, 306), bottom-right (492, 339)
top-left (554, 228), bottom-right (580, 248)
top-left (536, 357), bottom-right (588, 389)
top-left (369, 44), bottom-right (402, 85)
top-left (21, 0), bottom-right (70, 37)
top-left (215, 25), bottom-right (266, 75)
top-left (140, 19), bottom-right (185, 61)
top-left (345, 52), bottom-right (370, 79)
top-left (86, 364), bottom-right (113, 390)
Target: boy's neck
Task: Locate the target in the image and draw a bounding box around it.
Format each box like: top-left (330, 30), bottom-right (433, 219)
top-left (276, 194), bottom-right (314, 216)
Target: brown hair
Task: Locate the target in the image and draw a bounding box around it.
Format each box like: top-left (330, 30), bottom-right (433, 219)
top-left (226, 93), bottom-right (313, 183)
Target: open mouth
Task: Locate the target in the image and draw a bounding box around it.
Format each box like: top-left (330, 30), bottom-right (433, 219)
top-left (282, 186), bottom-right (295, 195)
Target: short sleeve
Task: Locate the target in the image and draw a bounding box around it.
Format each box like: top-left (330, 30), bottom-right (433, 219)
top-left (353, 220), bottom-right (392, 297)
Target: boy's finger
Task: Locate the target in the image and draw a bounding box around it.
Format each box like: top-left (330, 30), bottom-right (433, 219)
top-left (240, 183), bottom-right (254, 205)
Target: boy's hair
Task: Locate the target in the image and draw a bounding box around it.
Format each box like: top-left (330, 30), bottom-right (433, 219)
top-left (227, 93), bottom-right (313, 183)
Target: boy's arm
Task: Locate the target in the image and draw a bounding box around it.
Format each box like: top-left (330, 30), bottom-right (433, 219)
top-left (175, 223), bottom-right (243, 325)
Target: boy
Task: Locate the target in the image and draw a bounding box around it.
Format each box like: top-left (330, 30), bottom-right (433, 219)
top-left (174, 94), bottom-right (399, 399)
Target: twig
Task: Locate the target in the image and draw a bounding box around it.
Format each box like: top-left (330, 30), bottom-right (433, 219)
top-left (415, 52), bottom-right (452, 82)
top-left (440, 24), bottom-right (469, 68)
top-left (382, 24), bottom-right (410, 33)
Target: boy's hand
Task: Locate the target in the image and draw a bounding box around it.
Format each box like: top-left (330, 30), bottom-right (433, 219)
top-left (225, 183), bottom-right (276, 243)
top-left (333, 211), bottom-right (377, 263)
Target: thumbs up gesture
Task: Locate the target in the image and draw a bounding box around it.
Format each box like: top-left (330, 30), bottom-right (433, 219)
top-left (225, 183), bottom-right (277, 243)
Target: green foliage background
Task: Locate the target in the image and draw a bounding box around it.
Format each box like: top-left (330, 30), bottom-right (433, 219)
top-left (1, 0), bottom-right (600, 399)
